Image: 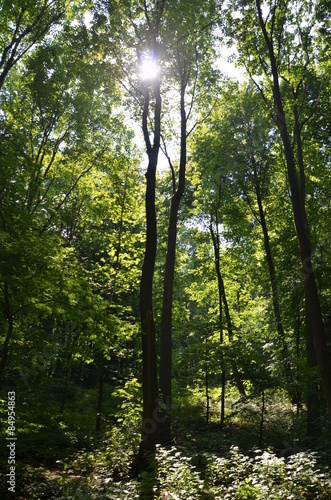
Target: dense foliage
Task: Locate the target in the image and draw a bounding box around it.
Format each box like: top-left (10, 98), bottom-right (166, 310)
top-left (0, 0), bottom-right (330, 498)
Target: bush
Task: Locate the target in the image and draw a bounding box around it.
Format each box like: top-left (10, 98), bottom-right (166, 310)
top-left (205, 445), bottom-right (331, 499)
top-left (156, 445), bottom-right (204, 499)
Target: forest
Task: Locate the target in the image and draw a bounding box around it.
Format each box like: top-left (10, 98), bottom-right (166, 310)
top-left (0, 0), bottom-right (331, 498)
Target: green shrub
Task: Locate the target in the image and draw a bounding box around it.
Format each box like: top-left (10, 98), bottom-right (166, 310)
top-left (156, 445), bottom-right (204, 499)
top-left (205, 446), bottom-right (331, 499)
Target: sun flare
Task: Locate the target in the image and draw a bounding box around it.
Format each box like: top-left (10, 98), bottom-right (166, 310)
top-left (140, 55), bottom-right (160, 80)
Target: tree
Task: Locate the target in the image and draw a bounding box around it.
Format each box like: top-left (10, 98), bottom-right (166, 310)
top-left (158, 0), bottom-right (219, 442)
top-left (0, 7), bottom-right (140, 388)
top-left (208, 84), bottom-right (293, 386)
top-left (117, 0), bottom-right (167, 457)
top-left (225, 0), bottom-right (331, 420)
top-left (94, 0), bottom-right (220, 450)
top-left (210, 209), bottom-right (247, 400)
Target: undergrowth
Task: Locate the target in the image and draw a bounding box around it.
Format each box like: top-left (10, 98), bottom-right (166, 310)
top-left (8, 425), bottom-right (331, 500)
top-left (2, 387), bottom-right (331, 499)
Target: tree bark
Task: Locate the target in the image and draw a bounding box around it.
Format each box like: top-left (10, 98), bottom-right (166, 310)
top-left (210, 220), bottom-right (246, 398)
top-left (211, 209), bottom-right (226, 426)
top-left (0, 284), bottom-right (13, 380)
top-left (205, 334), bottom-right (210, 425)
top-left (138, 82), bottom-right (161, 454)
top-left (259, 389), bottom-right (265, 446)
top-left (133, 2), bottom-right (166, 469)
top-left (96, 353), bottom-right (104, 432)
top-left (159, 73), bottom-right (187, 443)
top-left (256, 0), bottom-right (331, 419)
top-left (252, 155), bottom-right (292, 384)
top-left (294, 299), bottom-right (302, 417)
top-left (305, 289), bottom-right (321, 436)
top-left (140, 142), bottom-right (158, 451)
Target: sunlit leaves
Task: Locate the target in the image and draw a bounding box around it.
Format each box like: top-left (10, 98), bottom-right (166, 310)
top-left (0, 0), bottom-right (146, 383)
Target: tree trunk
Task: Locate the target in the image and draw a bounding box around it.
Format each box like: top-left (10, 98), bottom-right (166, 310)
top-left (0, 284), bottom-right (13, 380)
top-left (220, 244), bottom-right (226, 427)
top-left (259, 389), bottom-right (265, 446)
top-left (210, 221), bottom-right (246, 398)
top-left (294, 299), bottom-right (302, 417)
top-left (96, 353), bottom-right (104, 432)
top-left (137, 75), bottom-right (162, 457)
top-left (139, 151), bottom-right (160, 454)
top-left (256, 0), bottom-right (331, 419)
top-left (133, 5), bottom-right (166, 469)
top-left (159, 75), bottom-right (187, 443)
top-left (252, 156), bottom-right (292, 384)
top-left (205, 334), bottom-right (210, 425)
top-left (220, 367), bottom-right (226, 427)
top-left (212, 213), bottom-right (226, 426)
top-left (60, 323), bottom-right (72, 415)
top-left (159, 193), bottom-right (180, 442)
top-left (305, 291), bottom-right (321, 436)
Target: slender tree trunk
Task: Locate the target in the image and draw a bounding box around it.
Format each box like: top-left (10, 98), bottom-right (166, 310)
top-left (220, 367), bottom-right (226, 427)
top-left (96, 353), bottom-right (104, 432)
top-left (252, 156), bottom-right (292, 383)
top-left (137, 74), bottom-right (162, 457)
top-left (133, 4), bottom-right (166, 470)
top-left (305, 292), bottom-right (321, 436)
top-left (0, 284), bottom-right (13, 380)
top-left (205, 334), bottom-right (210, 425)
top-left (60, 322), bottom-right (72, 415)
top-left (213, 214), bottom-right (226, 426)
top-left (210, 221), bottom-right (246, 398)
top-left (259, 389), bottom-right (265, 446)
top-left (256, 0), bottom-right (331, 419)
top-left (60, 373), bottom-right (68, 415)
top-left (159, 76), bottom-right (187, 443)
top-left (139, 146), bottom-right (160, 454)
top-left (220, 251), bottom-right (226, 427)
top-left (295, 299), bottom-right (302, 417)
top-left (159, 194), bottom-right (180, 442)
top-left (294, 98), bottom-right (321, 435)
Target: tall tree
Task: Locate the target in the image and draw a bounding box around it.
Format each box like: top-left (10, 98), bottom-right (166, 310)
top-left (226, 0), bottom-right (331, 419)
top-left (130, 0), bottom-right (166, 456)
top-left (222, 85), bottom-right (293, 385)
top-left (158, 0), bottom-right (219, 442)
top-left (210, 207), bottom-right (247, 400)
top-left (191, 84), bottom-right (293, 404)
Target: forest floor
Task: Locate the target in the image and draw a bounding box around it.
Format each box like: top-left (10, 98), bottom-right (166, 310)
top-left (1, 394), bottom-right (331, 499)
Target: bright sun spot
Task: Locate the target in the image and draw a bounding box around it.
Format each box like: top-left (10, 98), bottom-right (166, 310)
top-left (84, 11), bottom-right (93, 29)
top-left (140, 55), bottom-right (160, 80)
